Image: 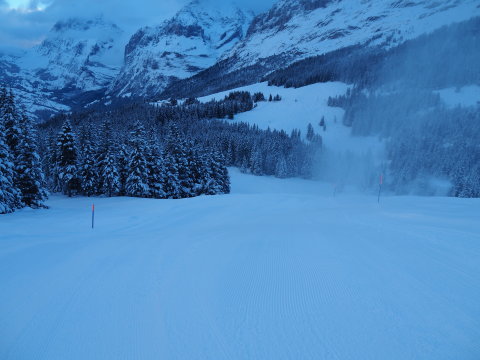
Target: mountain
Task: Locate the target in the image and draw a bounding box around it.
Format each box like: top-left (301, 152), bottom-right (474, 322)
top-left (0, 16), bottom-right (127, 118)
top-left (20, 17), bottom-right (125, 92)
top-left (161, 0), bottom-right (480, 98)
top-left (109, 0), bottom-right (253, 98)
top-left (226, 0), bottom-right (480, 70)
top-left (1, 0), bottom-right (479, 118)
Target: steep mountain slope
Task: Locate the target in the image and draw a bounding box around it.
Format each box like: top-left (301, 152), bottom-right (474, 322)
top-left (20, 17), bottom-right (126, 92)
top-left (226, 0), bottom-right (480, 69)
top-left (161, 0), bottom-right (480, 98)
top-left (109, 0), bottom-right (253, 98)
top-left (0, 17), bottom-right (127, 118)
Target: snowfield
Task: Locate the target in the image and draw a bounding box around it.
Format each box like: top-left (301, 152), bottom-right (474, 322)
top-left (1, 169), bottom-right (479, 359)
top-left (199, 81), bottom-right (383, 155)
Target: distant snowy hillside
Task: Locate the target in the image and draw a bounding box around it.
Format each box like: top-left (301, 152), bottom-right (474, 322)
top-left (109, 0), bottom-right (253, 98)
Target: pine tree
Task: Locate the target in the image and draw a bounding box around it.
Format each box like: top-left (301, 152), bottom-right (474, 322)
top-left (319, 116), bottom-right (326, 131)
top-left (15, 114), bottom-right (48, 208)
top-left (96, 120), bottom-right (120, 197)
top-left (56, 120), bottom-right (80, 197)
top-left (45, 132), bottom-right (60, 192)
top-left (163, 152), bottom-right (180, 199)
top-left (79, 137), bottom-right (97, 197)
top-left (250, 147), bottom-right (263, 176)
top-left (275, 156), bottom-right (288, 179)
top-left (1, 88), bottom-right (22, 158)
top-left (164, 125), bottom-right (193, 198)
top-left (0, 115), bottom-right (22, 213)
top-left (214, 150), bottom-right (230, 194)
top-left (117, 143), bottom-right (129, 196)
top-left (307, 123), bottom-right (315, 141)
top-left (125, 121), bottom-right (149, 197)
top-left (186, 145), bottom-right (205, 196)
top-left (0, 88), bottom-right (23, 207)
top-left (146, 136), bottom-right (166, 199)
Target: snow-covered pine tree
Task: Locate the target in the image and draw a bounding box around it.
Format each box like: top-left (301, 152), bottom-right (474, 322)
top-left (0, 113), bottom-right (22, 213)
top-left (44, 132), bottom-right (60, 192)
top-left (163, 151), bottom-right (180, 199)
top-left (79, 133), bottom-right (97, 197)
top-left (201, 152), bottom-right (217, 195)
top-left (275, 155), bottom-right (288, 179)
top-left (117, 143), bottom-right (129, 196)
top-left (0, 87), bottom-right (23, 208)
top-left (15, 114), bottom-right (48, 208)
top-left (164, 125), bottom-right (193, 198)
top-left (97, 121), bottom-right (120, 197)
top-left (186, 145), bottom-right (205, 196)
top-left (250, 147), bottom-right (263, 176)
top-left (202, 150), bottom-right (230, 195)
top-left (214, 150), bottom-right (230, 194)
top-left (306, 123), bottom-right (315, 141)
top-left (1, 88), bottom-right (22, 158)
top-left (125, 121), bottom-right (149, 197)
top-left (56, 120), bottom-right (80, 197)
top-left (146, 135), bottom-right (166, 199)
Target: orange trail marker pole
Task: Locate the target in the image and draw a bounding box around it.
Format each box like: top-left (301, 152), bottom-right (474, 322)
top-left (378, 174), bottom-right (383, 203)
top-left (92, 203), bottom-right (95, 229)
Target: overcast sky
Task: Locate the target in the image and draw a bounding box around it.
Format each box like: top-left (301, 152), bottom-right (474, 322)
top-left (0, 0), bottom-right (275, 52)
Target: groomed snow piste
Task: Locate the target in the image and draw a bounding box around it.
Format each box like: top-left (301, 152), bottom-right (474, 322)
top-left (1, 169), bottom-right (479, 359)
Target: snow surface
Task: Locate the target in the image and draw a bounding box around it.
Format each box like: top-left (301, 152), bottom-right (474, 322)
top-left (200, 81), bottom-right (384, 184)
top-left (1, 169), bottom-right (479, 359)
top-left (436, 85), bottom-right (480, 108)
top-left (199, 81), bottom-right (381, 151)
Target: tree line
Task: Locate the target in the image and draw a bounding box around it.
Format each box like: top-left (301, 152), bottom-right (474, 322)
top-left (45, 119), bottom-right (230, 199)
top-left (0, 87), bottom-right (48, 214)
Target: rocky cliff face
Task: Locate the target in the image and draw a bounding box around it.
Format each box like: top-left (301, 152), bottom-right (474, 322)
top-left (0, 17), bottom-right (126, 118)
top-left (222, 0), bottom-right (480, 72)
top-left (109, 0), bottom-right (253, 98)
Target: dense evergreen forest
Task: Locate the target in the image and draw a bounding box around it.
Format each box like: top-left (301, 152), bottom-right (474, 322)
top-left (0, 88), bottom-right (48, 213)
top-left (38, 90), bottom-right (319, 197)
top-left (0, 86), bottom-right (321, 213)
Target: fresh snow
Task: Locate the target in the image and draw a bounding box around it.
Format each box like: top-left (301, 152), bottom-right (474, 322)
top-left (1, 169), bottom-right (479, 359)
top-left (435, 85), bottom-right (480, 108)
top-left (200, 81), bottom-right (384, 184)
top-left (199, 81), bottom-right (376, 150)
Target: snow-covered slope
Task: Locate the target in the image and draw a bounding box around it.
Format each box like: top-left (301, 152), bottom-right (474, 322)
top-left (198, 81), bottom-right (384, 187)
top-left (223, 0), bottom-right (480, 72)
top-left (1, 170), bottom-right (479, 359)
top-left (109, 0), bottom-right (253, 98)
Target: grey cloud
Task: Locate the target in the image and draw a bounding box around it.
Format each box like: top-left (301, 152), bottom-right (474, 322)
top-left (0, 0), bottom-right (277, 52)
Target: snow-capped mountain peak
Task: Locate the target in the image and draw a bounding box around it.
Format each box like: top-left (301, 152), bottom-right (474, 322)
top-left (19, 16), bottom-right (126, 91)
top-left (109, 0), bottom-right (253, 98)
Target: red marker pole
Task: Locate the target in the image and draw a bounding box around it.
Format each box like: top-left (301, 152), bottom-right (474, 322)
top-left (92, 203), bottom-right (95, 229)
top-left (378, 174), bottom-right (383, 203)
